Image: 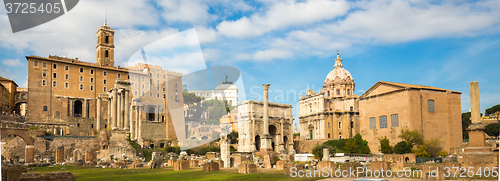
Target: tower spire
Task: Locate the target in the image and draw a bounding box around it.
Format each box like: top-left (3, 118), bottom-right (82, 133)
top-left (104, 8), bottom-right (107, 26)
top-left (334, 51), bottom-right (343, 68)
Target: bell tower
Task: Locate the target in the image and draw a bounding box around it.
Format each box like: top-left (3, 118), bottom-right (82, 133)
top-left (96, 20), bottom-right (115, 67)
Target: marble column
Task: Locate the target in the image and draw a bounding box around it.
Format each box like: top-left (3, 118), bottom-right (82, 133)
top-left (111, 89), bottom-right (117, 130)
top-left (135, 107), bottom-right (140, 140)
top-left (96, 97), bottom-right (102, 131)
top-left (467, 81), bottom-right (486, 147)
top-left (261, 84), bottom-right (272, 151)
top-left (117, 91), bottom-right (122, 129)
top-left (138, 106), bottom-right (142, 141)
top-left (124, 90), bottom-right (130, 130)
top-left (130, 105), bottom-right (134, 137)
top-left (107, 98), bottom-right (111, 129)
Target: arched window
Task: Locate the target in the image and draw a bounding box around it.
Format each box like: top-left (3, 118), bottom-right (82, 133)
top-left (339, 132), bottom-right (342, 139)
top-left (21, 94), bottom-right (26, 100)
top-left (428, 99), bottom-right (435, 112)
top-left (43, 106), bottom-right (48, 112)
top-left (105, 50), bottom-right (109, 58)
top-left (105, 36), bottom-right (109, 44)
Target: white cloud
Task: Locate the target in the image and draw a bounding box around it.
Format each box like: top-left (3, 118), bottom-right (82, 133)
top-left (195, 26), bottom-right (218, 44)
top-left (202, 48), bottom-right (221, 62)
top-left (217, 0), bottom-right (350, 38)
top-left (159, 0), bottom-right (217, 24)
top-left (2, 58), bottom-right (24, 67)
top-left (235, 49), bottom-right (292, 61)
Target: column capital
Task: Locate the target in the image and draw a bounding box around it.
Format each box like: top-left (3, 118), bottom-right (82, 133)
top-left (263, 84), bottom-right (271, 90)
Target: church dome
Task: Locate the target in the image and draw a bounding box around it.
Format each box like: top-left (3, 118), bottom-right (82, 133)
top-left (325, 53), bottom-right (353, 82)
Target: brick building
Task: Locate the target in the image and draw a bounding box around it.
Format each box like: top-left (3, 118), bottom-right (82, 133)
top-left (24, 22), bottom-right (184, 140)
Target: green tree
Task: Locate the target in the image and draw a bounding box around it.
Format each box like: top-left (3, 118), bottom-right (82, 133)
top-left (312, 144), bottom-right (338, 159)
top-left (424, 138), bottom-right (441, 157)
top-left (203, 99), bottom-right (236, 125)
top-left (354, 134), bottom-right (371, 154)
top-left (485, 104), bottom-right (500, 115)
top-left (462, 112), bottom-right (472, 139)
top-left (485, 123), bottom-right (500, 137)
top-left (413, 145), bottom-right (431, 158)
top-left (393, 141), bottom-right (412, 154)
top-left (227, 131), bottom-right (239, 144)
top-left (343, 139), bottom-right (357, 153)
top-left (398, 129), bottom-right (424, 148)
top-left (379, 136), bottom-right (393, 154)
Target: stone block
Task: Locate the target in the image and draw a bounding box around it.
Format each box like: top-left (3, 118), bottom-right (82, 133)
top-left (2, 166), bottom-right (27, 181)
top-left (203, 162), bottom-right (220, 172)
top-left (213, 160), bottom-right (224, 169)
top-left (263, 154), bottom-right (271, 169)
top-left (174, 160), bottom-right (189, 171)
top-left (421, 166), bottom-right (445, 180)
top-left (189, 160), bottom-right (199, 167)
top-left (55, 146), bottom-right (64, 164)
top-left (167, 159), bottom-right (176, 166)
top-left (368, 161), bottom-right (390, 172)
top-left (340, 162), bottom-right (363, 172)
top-left (276, 160), bottom-right (288, 170)
top-left (317, 161), bottom-right (336, 170)
top-left (238, 163), bottom-right (257, 174)
top-left (283, 163), bottom-right (303, 176)
top-left (206, 152), bottom-right (216, 160)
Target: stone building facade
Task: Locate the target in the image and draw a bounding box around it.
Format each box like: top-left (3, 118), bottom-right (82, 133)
top-left (24, 22), bottom-right (184, 141)
top-left (0, 76), bottom-right (18, 114)
top-left (299, 53), bottom-right (462, 153)
top-left (299, 53), bottom-right (359, 141)
top-left (238, 85), bottom-right (294, 154)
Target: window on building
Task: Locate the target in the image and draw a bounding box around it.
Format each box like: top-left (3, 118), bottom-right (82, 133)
top-left (328, 133), bottom-right (330, 138)
top-left (34, 61), bottom-right (38, 67)
top-left (80, 68), bottom-right (83, 73)
top-left (80, 84), bottom-right (83, 90)
top-left (150, 73), bottom-right (152, 77)
top-left (379, 115), bottom-right (387, 129)
top-left (142, 84), bottom-right (145, 89)
top-left (103, 71), bottom-right (107, 76)
top-left (135, 76), bottom-right (137, 80)
top-left (157, 86), bottom-right (159, 91)
top-left (175, 84), bottom-right (177, 88)
top-left (339, 133), bottom-right (342, 139)
top-left (428, 99), bottom-right (435, 112)
top-left (117, 73), bottom-right (121, 78)
top-left (142, 92), bottom-right (144, 96)
top-left (163, 75), bottom-right (166, 79)
top-left (336, 89), bottom-right (340, 95)
top-left (90, 69), bottom-right (94, 74)
top-left (42, 80), bottom-right (46, 86)
top-left (105, 36), bottom-right (109, 43)
top-left (43, 62), bottom-right (47, 68)
top-left (90, 85), bottom-right (94, 91)
top-left (90, 77), bottom-right (94, 83)
top-left (52, 81), bottom-right (57, 87)
top-left (149, 92), bottom-right (152, 97)
top-left (105, 50), bottom-right (109, 58)
top-left (53, 73), bottom-right (57, 79)
top-left (328, 123), bottom-right (330, 127)
top-left (65, 82), bottom-right (69, 88)
top-left (65, 65), bottom-right (69, 71)
top-left (53, 64), bottom-right (57, 69)
top-left (347, 90), bottom-right (350, 95)
top-left (338, 122), bottom-right (342, 129)
top-left (142, 77), bottom-right (145, 81)
top-left (127, 75), bottom-right (130, 79)
top-left (391, 114), bottom-right (399, 127)
top-left (135, 91), bottom-right (138, 96)
top-left (369, 117), bottom-right (376, 130)
top-left (65, 74), bottom-right (69, 80)
top-left (157, 93), bottom-right (160, 98)
top-left (42, 71), bottom-right (47, 77)
top-left (103, 87), bottom-right (107, 92)
top-left (80, 76), bottom-right (83, 82)
top-left (157, 74), bottom-right (159, 78)
top-left (176, 95), bottom-right (178, 101)
top-left (134, 83), bottom-right (137, 88)
top-left (43, 106), bottom-right (48, 112)
top-left (350, 106), bottom-right (353, 111)
top-left (103, 79), bottom-right (107, 84)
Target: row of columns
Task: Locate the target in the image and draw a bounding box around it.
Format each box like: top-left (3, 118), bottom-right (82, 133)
top-left (109, 88), bottom-right (130, 130)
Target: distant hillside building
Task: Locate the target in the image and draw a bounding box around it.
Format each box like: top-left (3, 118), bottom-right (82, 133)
top-left (187, 76), bottom-right (238, 106)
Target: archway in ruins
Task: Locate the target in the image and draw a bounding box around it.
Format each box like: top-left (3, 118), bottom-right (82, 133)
top-left (74, 100), bottom-right (83, 117)
top-left (148, 106), bottom-right (155, 121)
top-left (269, 125), bottom-right (277, 151)
top-left (0, 128), bottom-right (35, 163)
top-left (255, 135), bottom-right (260, 151)
top-left (283, 136), bottom-right (288, 153)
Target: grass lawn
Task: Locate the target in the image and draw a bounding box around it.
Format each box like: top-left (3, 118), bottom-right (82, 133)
top-left (27, 166), bottom-right (322, 181)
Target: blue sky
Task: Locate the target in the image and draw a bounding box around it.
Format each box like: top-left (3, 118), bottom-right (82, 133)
top-left (1, 0), bottom-right (499, 127)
